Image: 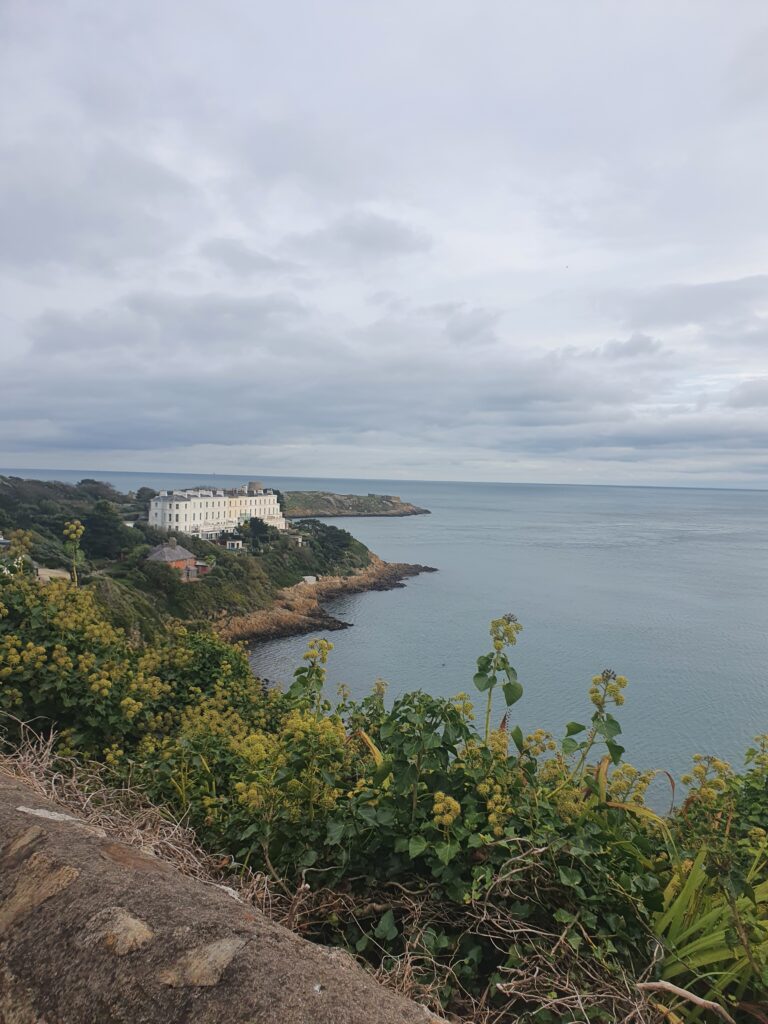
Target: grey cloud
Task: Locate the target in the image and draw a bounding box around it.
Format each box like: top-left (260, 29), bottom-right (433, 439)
top-left (286, 211), bottom-right (431, 264)
top-left (199, 238), bottom-right (295, 276)
top-left (612, 276), bottom-right (768, 330)
top-left (30, 291), bottom-right (309, 358)
top-left (727, 378), bottom-right (768, 408)
top-left (0, 287), bottom-right (740, 465)
top-left (442, 307), bottom-right (501, 346)
top-left (600, 333), bottom-right (662, 359)
top-left (0, 141), bottom-right (204, 272)
top-left (3, 2), bottom-right (768, 484)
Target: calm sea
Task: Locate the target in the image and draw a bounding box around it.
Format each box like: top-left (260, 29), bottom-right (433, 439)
top-left (6, 469), bottom-right (768, 782)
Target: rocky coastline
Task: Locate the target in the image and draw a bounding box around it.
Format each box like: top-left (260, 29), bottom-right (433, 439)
top-left (215, 555), bottom-right (436, 644)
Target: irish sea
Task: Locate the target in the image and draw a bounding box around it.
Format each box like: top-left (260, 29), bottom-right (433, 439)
top-left (6, 469), bottom-right (768, 784)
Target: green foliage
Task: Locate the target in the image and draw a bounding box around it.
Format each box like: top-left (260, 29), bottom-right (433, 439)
top-left (282, 491), bottom-right (428, 517)
top-left (654, 845), bottom-right (768, 1018)
top-left (0, 476), bottom-right (146, 572)
top-left (135, 486), bottom-right (158, 505)
top-left (256, 519), bottom-right (370, 587)
top-left (0, 476), bottom-right (379, 640)
top-left (1, 563), bottom-right (766, 1021)
top-left (82, 501), bottom-right (139, 560)
top-left (473, 613), bottom-right (524, 740)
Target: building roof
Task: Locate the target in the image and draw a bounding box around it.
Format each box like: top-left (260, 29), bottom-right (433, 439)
top-left (147, 541), bottom-right (196, 563)
top-left (151, 483), bottom-right (274, 501)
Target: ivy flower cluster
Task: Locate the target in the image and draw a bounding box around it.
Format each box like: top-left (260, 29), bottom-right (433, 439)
top-left (62, 520), bottom-right (85, 543)
top-left (432, 791), bottom-right (461, 830)
top-left (304, 638), bottom-right (334, 665)
top-left (451, 692), bottom-right (475, 721)
top-left (489, 613), bottom-right (522, 653)
top-left (524, 728), bottom-right (557, 757)
top-left (609, 763), bottom-right (657, 805)
top-left (681, 753), bottom-right (733, 803)
top-left (477, 780), bottom-right (510, 836)
top-left (589, 669), bottom-right (628, 710)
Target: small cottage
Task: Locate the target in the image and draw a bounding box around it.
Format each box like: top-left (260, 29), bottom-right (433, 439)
top-left (146, 538), bottom-right (198, 580)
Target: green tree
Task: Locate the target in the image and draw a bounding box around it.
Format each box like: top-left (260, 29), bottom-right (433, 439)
top-left (82, 501), bottom-right (140, 560)
top-left (135, 487), bottom-right (158, 506)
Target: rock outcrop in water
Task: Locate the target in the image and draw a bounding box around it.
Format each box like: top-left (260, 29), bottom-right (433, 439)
top-left (284, 491), bottom-right (430, 518)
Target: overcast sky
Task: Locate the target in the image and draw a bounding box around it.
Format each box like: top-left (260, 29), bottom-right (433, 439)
top-left (2, 2), bottom-right (768, 486)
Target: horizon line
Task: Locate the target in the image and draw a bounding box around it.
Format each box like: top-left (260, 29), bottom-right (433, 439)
top-left (2, 465), bottom-right (767, 495)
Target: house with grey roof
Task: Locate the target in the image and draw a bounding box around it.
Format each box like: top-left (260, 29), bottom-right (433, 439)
top-left (146, 538), bottom-right (198, 580)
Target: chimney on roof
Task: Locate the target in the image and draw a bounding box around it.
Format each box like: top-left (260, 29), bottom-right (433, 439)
top-left (169, 537), bottom-right (177, 548)
top-left (248, 480), bottom-right (264, 492)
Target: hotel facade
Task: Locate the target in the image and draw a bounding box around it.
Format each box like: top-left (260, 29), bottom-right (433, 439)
top-left (148, 481), bottom-right (287, 539)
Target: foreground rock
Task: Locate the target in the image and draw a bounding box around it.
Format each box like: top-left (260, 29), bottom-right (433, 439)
top-left (0, 775), bottom-right (444, 1024)
top-left (217, 554), bottom-right (437, 643)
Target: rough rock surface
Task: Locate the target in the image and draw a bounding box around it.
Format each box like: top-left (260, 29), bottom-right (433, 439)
top-left (0, 775), bottom-right (444, 1024)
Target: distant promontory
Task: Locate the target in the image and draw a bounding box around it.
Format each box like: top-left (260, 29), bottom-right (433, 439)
top-left (283, 491), bottom-right (430, 519)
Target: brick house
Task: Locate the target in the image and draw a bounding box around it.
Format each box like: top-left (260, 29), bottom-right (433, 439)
top-left (146, 538), bottom-right (198, 580)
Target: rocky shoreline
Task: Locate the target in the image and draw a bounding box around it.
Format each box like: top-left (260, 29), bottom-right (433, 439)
top-left (215, 555), bottom-right (437, 644)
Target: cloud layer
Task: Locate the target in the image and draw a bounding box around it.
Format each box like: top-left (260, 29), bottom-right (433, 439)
top-left (2, 1), bottom-right (768, 486)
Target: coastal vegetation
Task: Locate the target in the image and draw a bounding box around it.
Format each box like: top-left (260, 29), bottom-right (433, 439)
top-left (1, 535), bottom-right (766, 1023)
top-left (0, 475), bottom-right (387, 638)
top-left (283, 490), bottom-right (430, 518)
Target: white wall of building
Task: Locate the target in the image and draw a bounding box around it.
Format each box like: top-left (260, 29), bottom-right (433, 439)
top-left (148, 485), bottom-right (286, 538)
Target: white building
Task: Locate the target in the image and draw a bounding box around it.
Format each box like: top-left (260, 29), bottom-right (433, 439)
top-left (148, 480), bottom-right (286, 539)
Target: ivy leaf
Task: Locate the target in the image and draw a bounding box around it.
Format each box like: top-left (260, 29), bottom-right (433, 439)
top-left (561, 736), bottom-right (580, 755)
top-left (510, 724), bottom-right (524, 753)
top-left (435, 841), bottom-right (460, 865)
top-left (502, 680), bottom-right (523, 706)
top-left (376, 805), bottom-right (395, 826)
top-left (606, 740), bottom-right (625, 765)
top-left (596, 716), bottom-right (622, 740)
top-left (565, 722), bottom-right (587, 736)
top-left (558, 865), bottom-right (583, 887)
top-left (554, 908), bottom-right (576, 924)
top-left (326, 819), bottom-right (345, 845)
top-left (408, 835), bottom-right (428, 859)
top-left (374, 909), bottom-right (398, 941)
top-left (356, 805), bottom-right (378, 827)
top-left (422, 731), bottom-right (442, 750)
top-left (473, 672), bottom-right (493, 692)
